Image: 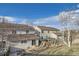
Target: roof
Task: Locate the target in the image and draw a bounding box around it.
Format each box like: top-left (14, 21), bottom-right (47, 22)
top-left (38, 26), bottom-right (59, 31)
top-left (0, 22), bottom-right (34, 30)
top-left (8, 34), bottom-right (39, 42)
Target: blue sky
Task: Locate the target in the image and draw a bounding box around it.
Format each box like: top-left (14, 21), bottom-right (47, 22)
top-left (0, 3), bottom-right (79, 29)
top-left (0, 3), bottom-right (78, 18)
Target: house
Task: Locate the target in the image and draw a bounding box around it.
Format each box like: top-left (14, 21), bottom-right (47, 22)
top-left (33, 26), bottom-right (60, 45)
top-left (0, 21), bottom-right (39, 49)
top-left (0, 18), bottom-right (61, 49)
top-left (8, 34), bottom-right (39, 49)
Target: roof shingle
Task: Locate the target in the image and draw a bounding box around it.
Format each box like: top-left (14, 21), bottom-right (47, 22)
top-left (38, 26), bottom-right (59, 31)
top-left (0, 22), bottom-right (34, 30)
top-left (8, 34), bottom-right (39, 42)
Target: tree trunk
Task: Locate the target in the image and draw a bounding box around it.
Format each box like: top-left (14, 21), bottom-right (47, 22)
top-left (67, 30), bottom-right (71, 47)
top-left (62, 30), bottom-right (68, 46)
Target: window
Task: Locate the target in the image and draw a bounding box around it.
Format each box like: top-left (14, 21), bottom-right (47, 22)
top-left (21, 40), bottom-right (27, 43)
top-left (41, 36), bottom-right (43, 39)
top-left (26, 30), bottom-right (29, 33)
top-left (16, 30), bottom-right (26, 34)
top-left (48, 31), bottom-right (49, 33)
top-left (32, 40), bottom-right (36, 45)
top-left (42, 30), bottom-right (43, 33)
top-left (12, 30), bottom-right (16, 34)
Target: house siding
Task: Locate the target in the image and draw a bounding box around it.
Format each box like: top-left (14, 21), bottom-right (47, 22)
top-left (36, 40), bottom-right (39, 46)
top-left (16, 30), bottom-right (26, 34)
top-left (9, 40), bottom-right (32, 49)
top-left (8, 40), bottom-right (39, 49)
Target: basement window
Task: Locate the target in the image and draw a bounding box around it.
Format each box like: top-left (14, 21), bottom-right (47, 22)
top-left (21, 40), bottom-right (27, 43)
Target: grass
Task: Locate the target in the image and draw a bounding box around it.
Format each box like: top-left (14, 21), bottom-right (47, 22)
top-left (39, 44), bottom-right (79, 56)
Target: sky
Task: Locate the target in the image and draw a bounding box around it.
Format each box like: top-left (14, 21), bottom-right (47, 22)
top-left (0, 3), bottom-right (79, 29)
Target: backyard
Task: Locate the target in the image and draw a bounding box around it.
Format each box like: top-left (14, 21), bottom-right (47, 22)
top-left (36, 44), bottom-right (79, 56)
top-left (23, 43), bottom-right (79, 56)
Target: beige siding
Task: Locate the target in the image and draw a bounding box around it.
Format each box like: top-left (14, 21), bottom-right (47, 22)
top-left (9, 40), bottom-right (32, 49)
top-left (8, 40), bottom-right (39, 49)
top-left (36, 40), bottom-right (39, 46)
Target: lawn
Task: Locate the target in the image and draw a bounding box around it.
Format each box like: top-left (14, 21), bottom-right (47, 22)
top-left (38, 44), bottom-right (79, 56)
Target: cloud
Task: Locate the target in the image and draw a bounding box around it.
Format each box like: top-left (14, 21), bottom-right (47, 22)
top-left (0, 16), bottom-right (16, 23)
top-left (58, 9), bottom-right (79, 30)
top-left (0, 15), bottom-right (63, 30)
top-left (0, 16), bottom-right (32, 25)
top-left (14, 15), bottom-right (61, 29)
top-left (33, 16), bottom-right (60, 26)
top-left (19, 19), bottom-right (32, 25)
top-left (58, 9), bottom-right (79, 22)
top-left (20, 19), bottom-right (28, 24)
top-left (0, 14), bottom-right (66, 30)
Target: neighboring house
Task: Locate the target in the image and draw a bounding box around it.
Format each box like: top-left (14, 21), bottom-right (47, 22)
top-left (0, 22), bottom-right (39, 49)
top-left (33, 26), bottom-right (61, 45)
top-left (38, 26), bottom-right (60, 39)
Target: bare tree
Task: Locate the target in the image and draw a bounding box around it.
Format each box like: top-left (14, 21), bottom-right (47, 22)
top-left (58, 10), bottom-right (79, 47)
